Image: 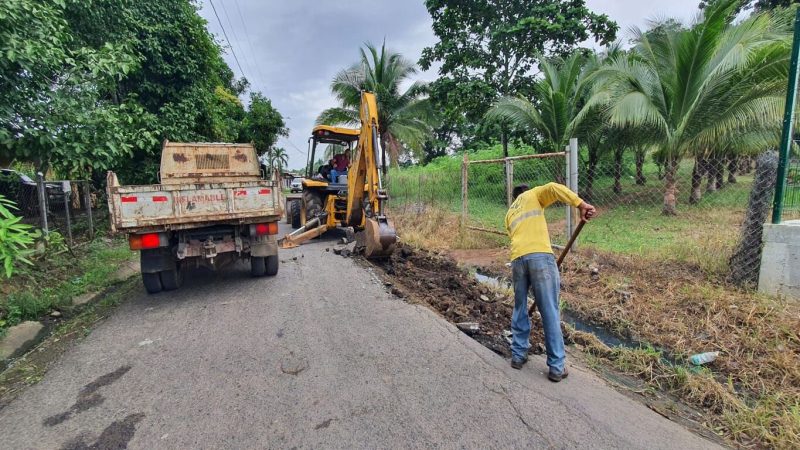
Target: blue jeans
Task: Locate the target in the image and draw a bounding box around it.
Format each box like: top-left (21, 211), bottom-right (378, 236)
top-left (511, 253), bottom-right (565, 373)
top-left (330, 169), bottom-right (339, 182)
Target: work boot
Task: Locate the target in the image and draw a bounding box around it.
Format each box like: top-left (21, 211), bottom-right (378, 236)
top-left (547, 367), bottom-right (569, 382)
top-left (510, 355), bottom-right (528, 370)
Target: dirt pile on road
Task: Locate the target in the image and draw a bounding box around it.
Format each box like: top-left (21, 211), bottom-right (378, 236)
top-left (370, 245), bottom-right (545, 357)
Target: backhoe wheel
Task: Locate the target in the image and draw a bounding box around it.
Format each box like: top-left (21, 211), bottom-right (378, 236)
top-left (265, 255), bottom-right (279, 276)
top-left (159, 264), bottom-right (183, 291)
top-left (251, 256), bottom-right (267, 277)
top-left (142, 272), bottom-right (163, 294)
top-left (303, 190), bottom-right (324, 225)
top-left (290, 200), bottom-right (302, 229)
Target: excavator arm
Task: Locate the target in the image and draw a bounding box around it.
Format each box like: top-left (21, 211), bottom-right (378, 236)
top-left (345, 92), bottom-right (396, 258)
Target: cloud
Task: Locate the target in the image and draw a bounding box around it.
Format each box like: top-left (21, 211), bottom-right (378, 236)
top-left (199, 0), bottom-right (702, 168)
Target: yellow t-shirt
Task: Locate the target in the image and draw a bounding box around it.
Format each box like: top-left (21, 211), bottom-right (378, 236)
top-left (505, 183), bottom-right (583, 260)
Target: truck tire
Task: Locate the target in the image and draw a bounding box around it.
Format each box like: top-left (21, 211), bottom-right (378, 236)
top-left (160, 265), bottom-right (183, 291)
top-left (142, 272), bottom-right (163, 294)
top-left (265, 254), bottom-right (279, 276)
top-left (291, 200), bottom-right (302, 229)
top-left (251, 256), bottom-right (267, 277)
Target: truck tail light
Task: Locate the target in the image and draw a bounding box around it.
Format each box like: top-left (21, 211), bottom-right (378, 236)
top-left (252, 222), bottom-right (278, 236)
top-left (129, 233), bottom-right (165, 250)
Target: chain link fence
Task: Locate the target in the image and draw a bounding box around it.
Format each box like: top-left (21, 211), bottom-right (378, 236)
top-left (1, 171), bottom-right (100, 248)
top-left (780, 156), bottom-right (800, 221)
top-left (385, 145), bottom-right (779, 288)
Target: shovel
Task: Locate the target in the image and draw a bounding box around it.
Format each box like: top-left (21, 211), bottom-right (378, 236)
top-left (527, 220), bottom-right (586, 318)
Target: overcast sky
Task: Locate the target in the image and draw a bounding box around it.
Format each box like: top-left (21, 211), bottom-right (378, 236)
top-left (197, 0), bottom-right (701, 169)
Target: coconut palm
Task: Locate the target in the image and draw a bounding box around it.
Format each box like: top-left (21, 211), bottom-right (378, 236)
top-left (590, 0), bottom-right (792, 214)
top-left (270, 147), bottom-right (289, 175)
top-left (317, 42), bottom-right (435, 165)
top-left (485, 52), bottom-right (599, 154)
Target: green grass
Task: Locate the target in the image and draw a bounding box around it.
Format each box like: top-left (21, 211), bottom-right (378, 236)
top-left (1, 238), bottom-right (134, 334)
top-left (388, 146), bottom-right (756, 273)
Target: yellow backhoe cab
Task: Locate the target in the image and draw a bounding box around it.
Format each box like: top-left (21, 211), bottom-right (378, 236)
top-left (281, 92), bottom-right (397, 258)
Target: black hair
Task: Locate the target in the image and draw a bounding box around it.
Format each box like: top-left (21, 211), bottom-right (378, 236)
top-left (512, 184), bottom-right (530, 201)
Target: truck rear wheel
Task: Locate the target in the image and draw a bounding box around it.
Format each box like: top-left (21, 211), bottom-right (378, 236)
top-left (265, 255), bottom-right (279, 276)
top-left (251, 256), bottom-right (267, 277)
top-left (160, 265), bottom-right (183, 291)
top-left (142, 272), bottom-right (163, 294)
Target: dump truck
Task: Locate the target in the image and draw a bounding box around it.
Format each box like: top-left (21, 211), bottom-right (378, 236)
top-left (107, 141), bottom-right (282, 294)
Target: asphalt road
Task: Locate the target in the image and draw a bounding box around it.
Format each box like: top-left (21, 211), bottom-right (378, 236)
top-left (0, 227), bottom-right (720, 449)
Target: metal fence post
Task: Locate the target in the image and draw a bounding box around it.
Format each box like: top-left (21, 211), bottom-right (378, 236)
top-left (505, 158), bottom-right (514, 207)
top-left (569, 138), bottom-right (580, 249)
top-left (36, 172), bottom-right (49, 235)
top-left (62, 181), bottom-right (73, 245)
top-left (461, 152), bottom-right (469, 229)
top-left (83, 181), bottom-right (94, 240)
top-left (774, 7), bottom-right (800, 224)
top-left (565, 145), bottom-right (572, 242)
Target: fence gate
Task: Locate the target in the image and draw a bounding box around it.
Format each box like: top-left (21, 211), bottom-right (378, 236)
top-left (461, 141), bottom-right (578, 247)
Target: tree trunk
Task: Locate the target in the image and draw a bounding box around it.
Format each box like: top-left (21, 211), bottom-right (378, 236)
top-left (715, 153), bottom-right (725, 189)
top-left (689, 157), bottom-right (705, 205)
top-left (501, 131), bottom-right (509, 158)
top-left (727, 154), bottom-right (738, 184)
top-left (613, 147), bottom-right (624, 195)
top-left (728, 151), bottom-right (778, 287)
top-left (662, 158), bottom-right (679, 215)
top-left (635, 148), bottom-right (647, 185)
top-left (705, 155), bottom-right (718, 193)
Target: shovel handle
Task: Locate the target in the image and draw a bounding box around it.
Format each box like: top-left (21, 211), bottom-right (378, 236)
top-left (528, 220), bottom-right (587, 318)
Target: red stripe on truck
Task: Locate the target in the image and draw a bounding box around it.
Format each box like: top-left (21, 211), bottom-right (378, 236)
top-left (234, 190), bottom-right (247, 196)
top-left (121, 196), bottom-right (137, 203)
top-left (258, 189), bottom-right (271, 195)
top-left (152, 196), bottom-right (168, 202)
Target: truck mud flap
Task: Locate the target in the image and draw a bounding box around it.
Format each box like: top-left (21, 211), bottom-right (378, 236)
top-left (140, 248), bottom-right (175, 273)
top-left (250, 235), bottom-right (278, 257)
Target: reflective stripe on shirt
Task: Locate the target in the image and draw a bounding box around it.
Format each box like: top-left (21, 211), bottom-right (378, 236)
top-left (509, 209), bottom-right (542, 232)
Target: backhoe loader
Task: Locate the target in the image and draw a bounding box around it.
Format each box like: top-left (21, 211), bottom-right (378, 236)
top-left (280, 92), bottom-right (397, 258)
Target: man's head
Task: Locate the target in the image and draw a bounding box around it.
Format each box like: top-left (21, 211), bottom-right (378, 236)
top-left (512, 184), bottom-right (530, 201)
top-left (344, 149), bottom-right (351, 157)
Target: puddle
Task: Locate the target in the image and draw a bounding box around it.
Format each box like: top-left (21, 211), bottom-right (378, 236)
top-left (473, 271), bottom-right (641, 350)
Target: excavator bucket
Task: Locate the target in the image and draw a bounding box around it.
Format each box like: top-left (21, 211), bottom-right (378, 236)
top-left (361, 217), bottom-right (397, 259)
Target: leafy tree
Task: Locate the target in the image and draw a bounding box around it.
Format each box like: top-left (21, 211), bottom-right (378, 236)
top-left (0, 195), bottom-right (38, 278)
top-left (318, 42), bottom-right (435, 165)
top-left (592, 0), bottom-right (793, 215)
top-left (700, 0), bottom-right (799, 14)
top-left (0, 0), bottom-right (155, 177)
top-left (242, 92), bottom-right (288, 155)
top-left (420, 0), bottom-right (618, 156)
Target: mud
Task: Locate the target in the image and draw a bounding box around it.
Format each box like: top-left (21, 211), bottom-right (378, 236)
top-left (371, 245), bottom-right (546, 357)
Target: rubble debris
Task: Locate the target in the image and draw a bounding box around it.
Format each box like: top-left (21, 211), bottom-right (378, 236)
top-left (456, 322), bottom-right (480, 335)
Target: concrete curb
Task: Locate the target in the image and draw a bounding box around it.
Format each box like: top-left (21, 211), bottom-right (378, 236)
top-left (0, 260), bottom-right (140, 368)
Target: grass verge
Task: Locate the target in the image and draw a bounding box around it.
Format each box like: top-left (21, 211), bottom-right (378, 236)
top-left (392, 208), bottom-right (800, 449)
top-left (0, 237), bottom-right (135, 336)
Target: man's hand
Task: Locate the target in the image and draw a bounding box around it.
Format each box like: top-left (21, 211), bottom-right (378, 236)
top-left (577, 201), bottom-right (596, 222)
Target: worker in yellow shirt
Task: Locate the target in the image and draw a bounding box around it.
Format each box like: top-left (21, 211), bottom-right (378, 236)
top-left (505, 183), bottom-right (596, 381)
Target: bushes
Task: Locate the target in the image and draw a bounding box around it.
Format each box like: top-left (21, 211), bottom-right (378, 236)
top-left (0, 195), bottom-right (39, 278)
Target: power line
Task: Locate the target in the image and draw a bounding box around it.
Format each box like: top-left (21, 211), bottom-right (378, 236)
top-left (232, 0), bottom-right (269, 91)
top-left (217, 0), bottom-right (255, 84)
top-left (207, 0), bottom-right (247, 80)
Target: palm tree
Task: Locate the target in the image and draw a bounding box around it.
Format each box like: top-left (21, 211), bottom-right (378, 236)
top-left (317, 41), bottom-right (435, 165)
top-left (270, 147), bottom-right (289, 176)
top-left (485, 52), bottom-right (598, 154)
top-left (590, 0), bottom-right (792, 214)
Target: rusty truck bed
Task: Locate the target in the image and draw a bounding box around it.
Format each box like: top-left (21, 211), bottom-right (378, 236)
top-left (107, 177), bottom-right (282, 233)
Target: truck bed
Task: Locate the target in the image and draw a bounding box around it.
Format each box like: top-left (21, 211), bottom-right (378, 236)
top-left (107, 177), bottom-right (282, 233)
